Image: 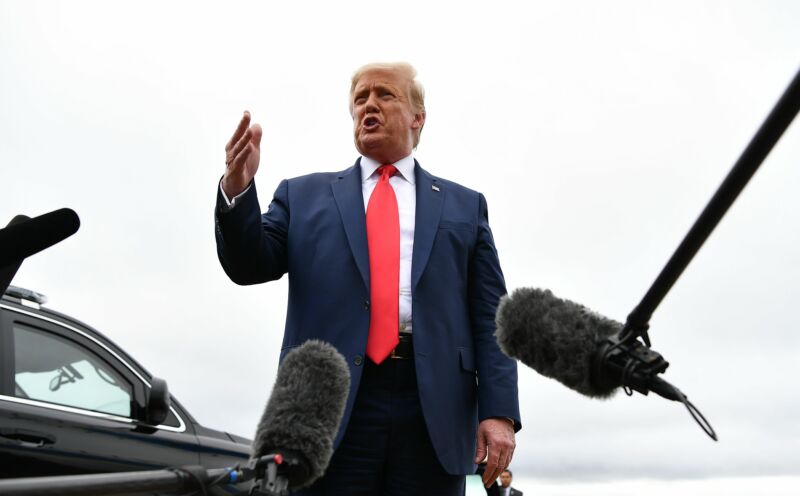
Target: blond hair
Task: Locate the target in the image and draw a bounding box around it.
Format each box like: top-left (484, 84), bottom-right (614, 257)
top-left (349, 62), bottom-right (426, 148)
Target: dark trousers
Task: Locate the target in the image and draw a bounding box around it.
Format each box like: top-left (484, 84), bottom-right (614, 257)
top-left (295, 356), bottom-right (466, 496)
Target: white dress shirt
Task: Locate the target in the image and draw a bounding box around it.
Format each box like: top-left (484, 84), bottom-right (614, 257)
top-left (220, 154), bottom-right (416, 332)
top-left (360, 154), bottom-right (416, 333)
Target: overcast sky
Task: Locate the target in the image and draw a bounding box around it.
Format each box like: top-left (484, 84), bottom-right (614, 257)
top-left (2, 1), bottom-right (799, 494)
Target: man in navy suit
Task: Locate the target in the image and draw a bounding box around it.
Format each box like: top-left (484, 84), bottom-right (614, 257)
top-left (215, 62), bottom-right (520, 495)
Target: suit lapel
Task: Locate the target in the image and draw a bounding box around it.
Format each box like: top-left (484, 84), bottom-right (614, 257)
top-left (411, 161), bottom-right (444, 291)
top-left (331, 160), bottom-right (370, 291)
top-left (331, 159), bottom-right (443, 293)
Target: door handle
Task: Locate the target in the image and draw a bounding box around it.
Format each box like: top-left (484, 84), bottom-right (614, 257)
top-left (0, 428), bottom-right (56, 448)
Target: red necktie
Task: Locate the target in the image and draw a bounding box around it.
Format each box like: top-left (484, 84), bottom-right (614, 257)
top-left (366, 164), bottom-right (400, 364)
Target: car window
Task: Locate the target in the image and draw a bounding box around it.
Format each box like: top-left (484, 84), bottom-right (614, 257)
top-left (13, 323), bottom-right (133, 417)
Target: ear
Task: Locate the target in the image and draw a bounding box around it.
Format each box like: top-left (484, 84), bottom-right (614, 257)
top-left (412, 111), bottom-right (426, 130)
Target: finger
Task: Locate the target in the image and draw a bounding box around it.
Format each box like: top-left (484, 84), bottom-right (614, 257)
top-left (229, 142), bottom-right (254, 173)
top-left (483, 449), bottom-right (501, 486)
top-left (484, 464), bottom-right (500, 487)
top-left (501, 453), bottom-right (513, 475)
top-left (496, 450), bottom-right (511, 479)
top-left (227, 128), bottom-right (253, 165)
top-left (250, 123), bottom-right (263, 147)
top-left (225, 111), bottom-right (251, 150)
top-left (474, 437), bottom-right (487, 464)
top-left (226, 111), bottom-right (251, 150)
top-left (487, 461), bottom-right (503, 488)
top-left (491, 442), bottom-right (514, 486)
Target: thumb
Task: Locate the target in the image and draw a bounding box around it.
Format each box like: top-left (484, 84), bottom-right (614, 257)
top-left (474, 432), bottom-right (487, 463)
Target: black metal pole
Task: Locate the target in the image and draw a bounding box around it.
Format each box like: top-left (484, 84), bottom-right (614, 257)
top-left (624, 67), bottom-right (800, 337)
top-left (0, 466), bottom-right (232, 496)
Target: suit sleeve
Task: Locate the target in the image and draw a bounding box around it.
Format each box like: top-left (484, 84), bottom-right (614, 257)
top-left (214, 179), bottom-right (290, 285)
top-left (469, 193), bottom-right (522, 431)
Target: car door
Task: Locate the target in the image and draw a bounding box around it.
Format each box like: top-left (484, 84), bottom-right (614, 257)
top-left (0, 304), bottom-right (201, 478)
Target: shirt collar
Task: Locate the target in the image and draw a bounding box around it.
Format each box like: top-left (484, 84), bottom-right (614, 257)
top-left (360, 154), bottom-right (416, 185)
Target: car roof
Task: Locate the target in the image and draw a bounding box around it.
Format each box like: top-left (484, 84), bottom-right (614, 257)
top-left (1, 288), bottom-right (199, 425)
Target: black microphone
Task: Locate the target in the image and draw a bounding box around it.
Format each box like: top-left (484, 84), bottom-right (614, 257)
top-left (1, 215), bottom-right (32, 295)
top-left (251, 339), bottom-right (351, 492)
top-left (495, 287), bottom-right (716, 439)
top-left (0, 208), bottom-right (80, 268)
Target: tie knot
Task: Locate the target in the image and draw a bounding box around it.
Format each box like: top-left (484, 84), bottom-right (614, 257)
top-left (378, 164), bottom-right (398, 180)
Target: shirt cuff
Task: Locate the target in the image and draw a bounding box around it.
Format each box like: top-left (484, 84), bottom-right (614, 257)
top-left (219, 180), bottom-right (252, 209)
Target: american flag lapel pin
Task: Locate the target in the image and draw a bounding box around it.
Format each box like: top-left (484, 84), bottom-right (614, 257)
top-left (432, 184), bottom-right (440, 192)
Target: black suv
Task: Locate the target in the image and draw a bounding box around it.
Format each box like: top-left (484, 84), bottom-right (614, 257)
top-left (0, 285), bottom-right (252, 491)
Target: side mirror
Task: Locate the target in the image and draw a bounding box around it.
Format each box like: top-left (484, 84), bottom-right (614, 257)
top-left (145, 377), bottom-right (170, 426)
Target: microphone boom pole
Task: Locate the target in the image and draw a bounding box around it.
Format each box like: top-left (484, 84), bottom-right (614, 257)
top-left (495, 67), bottom-right (799, 442)
top-left (0, 466), bottom-right (236, 496)
top-left (0, 454), bottom-right (291, 496)
top-left (597, 67), bottom-right (799, 441)
top-left (623, 67), bottom-right (800, 343)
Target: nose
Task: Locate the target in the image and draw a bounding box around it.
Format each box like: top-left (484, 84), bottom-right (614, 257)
top-left (365, 91), bottom-right (380, 113)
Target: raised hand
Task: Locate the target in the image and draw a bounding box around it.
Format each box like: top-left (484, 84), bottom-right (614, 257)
top-left (222, 111), bottom-right (263, 198)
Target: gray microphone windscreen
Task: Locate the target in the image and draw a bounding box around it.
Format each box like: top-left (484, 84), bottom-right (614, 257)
top-left (252, 339), bottom-right (351, 489)
top-left (495, 287), bottom-right (620, 398)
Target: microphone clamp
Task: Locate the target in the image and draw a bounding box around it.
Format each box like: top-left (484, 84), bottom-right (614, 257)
top-left (593, 334), bottom-right (717, 440)
top-left (247, 451), bottom-right (311, 496)
top-left (593, 333), bottom-right (670, 395)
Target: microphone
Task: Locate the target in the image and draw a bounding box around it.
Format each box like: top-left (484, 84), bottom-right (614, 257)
top-left (495, 287), bottom-right (621, 398)
top-left (250, 339), bottom-right (351, 492)
top-left (495, 287), bottom-right (716, 439)
top-left (0, 208), bottom-right (80, 268)
top-left (1, 215), bottom-right (32, 295)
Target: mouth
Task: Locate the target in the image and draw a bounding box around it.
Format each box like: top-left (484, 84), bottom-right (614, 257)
top-left (361, 116), bottom-right (380, 131)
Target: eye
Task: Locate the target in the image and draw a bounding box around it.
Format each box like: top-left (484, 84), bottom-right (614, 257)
top-left (354, 96), bottom-right (366, 105)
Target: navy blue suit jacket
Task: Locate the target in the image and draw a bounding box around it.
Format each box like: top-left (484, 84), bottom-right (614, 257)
top-left (215, 159), bottom-right (520, 474)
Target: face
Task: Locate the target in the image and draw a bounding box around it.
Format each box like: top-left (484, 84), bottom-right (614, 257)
top-left (351, 69), bottom-right (425, 164)
top-left (499, 471), bottom-right (512, 487)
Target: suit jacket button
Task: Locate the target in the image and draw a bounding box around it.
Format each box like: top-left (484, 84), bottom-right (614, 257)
top-left (353, 355), bottom-right (363, 366)
top-left (363, 300), bottom-right (370, 310)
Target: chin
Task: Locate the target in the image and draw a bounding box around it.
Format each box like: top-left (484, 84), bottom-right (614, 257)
top-left (356, 137), bottom-right (384, 155)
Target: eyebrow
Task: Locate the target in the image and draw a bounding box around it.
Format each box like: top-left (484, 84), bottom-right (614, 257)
top-left (353, 83), bottom-right (400, 99)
